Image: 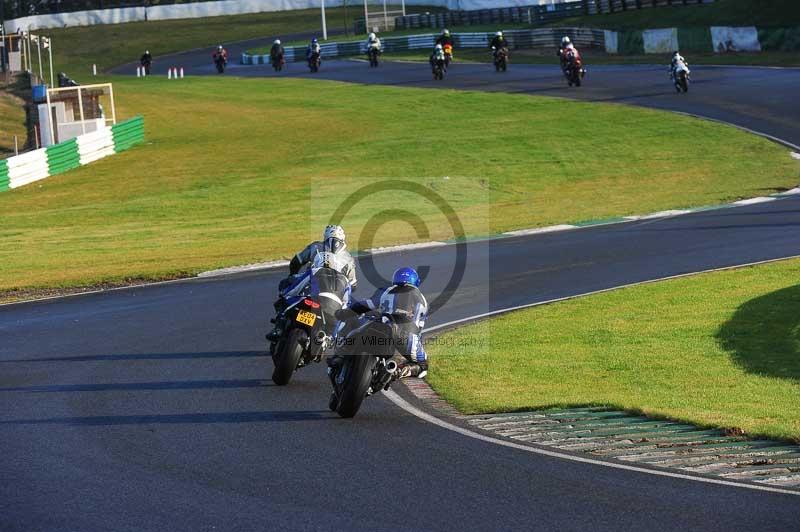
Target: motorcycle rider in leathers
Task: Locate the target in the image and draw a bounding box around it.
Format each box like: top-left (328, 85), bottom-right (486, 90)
top-left (329, 267), bottom-right (429, 380)
top-left (266, 225), bottom-right (357, 341)
top-left (669, 51), bottom-right (689, 80)
top-left (490, 30), bottom-right (509, 61)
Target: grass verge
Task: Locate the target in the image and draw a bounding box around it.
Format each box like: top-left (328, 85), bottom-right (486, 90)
top-left (427, 258), bottom-right (800, 442)
top-left (0, 89), bottom-right (26, 158)
top-left (0, 76), bottom-right (797, 300)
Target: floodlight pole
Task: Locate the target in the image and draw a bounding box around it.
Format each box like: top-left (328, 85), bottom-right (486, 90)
top-left (363, 0), bottom-right (368, 34)
top-left (26, 29), bottom-right (32, 72)
top-left (0, 25), bottom-right (5, 73)
top-left (48, 38), bottom-right (53, 87)
top-left (321, 0), bottom-right (328, 40)
top-left (36, 35), bottom-right (43, 79)
top-left (382, 0), bottom-right (388, 32)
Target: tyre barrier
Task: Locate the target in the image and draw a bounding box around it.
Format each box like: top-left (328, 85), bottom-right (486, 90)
top-left (0, 116), bottom-right (144, 193)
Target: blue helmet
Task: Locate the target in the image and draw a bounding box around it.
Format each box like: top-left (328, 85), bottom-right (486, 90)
top-left (392, 267), bottom-right (420, 287)
top-left (312, 38), bottom-right (318, 44)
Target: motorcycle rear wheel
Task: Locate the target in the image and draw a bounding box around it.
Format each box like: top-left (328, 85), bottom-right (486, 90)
top-left (272, 328), bottom-right (307, 385)
top-left (336, 355), bottom-right (377, 418)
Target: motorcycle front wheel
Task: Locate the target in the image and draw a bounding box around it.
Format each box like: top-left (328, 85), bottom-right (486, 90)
top-left (336, 355), bottom-right (377, 418)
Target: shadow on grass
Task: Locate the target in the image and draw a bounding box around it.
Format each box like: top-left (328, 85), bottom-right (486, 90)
top-left (716, 284), bottom-right (800, 380)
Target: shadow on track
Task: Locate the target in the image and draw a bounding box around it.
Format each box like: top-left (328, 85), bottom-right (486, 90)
top-left (1, 410), bottom-right (332, 426)
top-left (0, 379), bottom-right (272, 393)
top-left (0, 350), bottom-right (267, 363)
top-left (716, 284), bottom-right (800, 381)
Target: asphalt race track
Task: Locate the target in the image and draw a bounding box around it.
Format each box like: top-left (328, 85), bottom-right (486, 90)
top-left (6, 45), bottom-right (800, 531)
top-left (113, 45), bottom-right (800, 148)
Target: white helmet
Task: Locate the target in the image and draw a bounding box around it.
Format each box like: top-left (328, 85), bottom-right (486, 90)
top-left (324, 224), bottom-right (345, 242)
top-left (443, 29), bottom-right (450, 36)
top-left (495, 31), bottom-right (502, 37)
top-left (218, 45), bottom-right (223, 50)
top-left (275, 39), bottom-right (281, 45)
top-left (561, 36), bottom-right (571, 46)
top-left (435, 44), bottom-right (443, 51)
top-left (369, 32), bottom-right (376, 40)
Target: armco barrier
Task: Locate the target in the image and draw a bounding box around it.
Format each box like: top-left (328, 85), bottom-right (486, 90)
top-left (112, 116), bottom-right (145, 152)
top-left (0, 116), bottom-right (144, 193)
top-left (6, 149), bottom-right (50, 190)
top-left (0, 160), bottom-right (9, 192)
top-left (244, 24), bottom-right (794, 64)
top-left (242, 28), bottom-right (605, 64)
top-left (46, 139), bottom-right (81, 176)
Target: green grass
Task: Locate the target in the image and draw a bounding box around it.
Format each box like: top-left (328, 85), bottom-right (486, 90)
top-left (390, 47), bottom-right (800, 67)
top-left (0, 89), bottom-right (26, 158)
top-left (0, 76), bottom-right (797, 298)
top-left (549, 0), bottom-right (800, 30)
top-left (427, 258), bottom-right (800, 442)
top-left (43, 6), bottom-right (438, 76)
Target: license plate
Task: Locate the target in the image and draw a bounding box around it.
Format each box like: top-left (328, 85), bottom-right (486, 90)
top-left (296, 310), bottom-right (317, 326)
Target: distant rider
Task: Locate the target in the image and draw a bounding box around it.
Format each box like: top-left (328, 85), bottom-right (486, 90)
top-left (330, 267), bottom-right (429, 379)
top-left (430, 43), bottom-right (446, 74)
top-left (266, 225), bottom-right (357, 341)
top-left (307, 37), bottom-right (321, 62)
top-left (490, 30), bottom-right (509, 61)
top-left (366, 32), bottom-right (382, 56)
top-left (435, 28), bottom-right (453, 48)
top-left (212, 45), bottom-right (228, 64)
top-left (557, 36), bottom-right (581, 68)
top-left (140, 50), bottom-right (152, 75)
top-left (436, 29), bottom-right (454, 68)
top-left (270, 39), bottom-right (285, 64)
top-left (669, 51), bottom-right (689, 80)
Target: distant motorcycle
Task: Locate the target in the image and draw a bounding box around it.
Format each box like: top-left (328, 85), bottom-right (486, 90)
top-left (673, 63), bottom-right (690, 93)
top-left (328, 313), bottom-right (402, 418)
top-left (493, 46), bottom-right (508, 72)
top-left (272, 54), bottom-right (285, 72)
top-left (308, 51), bottom-right (321, 73)
top-left (269, 261), bottom-right (351, 385)
top-left (564, 53), bottom-right (584, 87)
top-left (431, 58), bottom-right (445, 80)
top-left (368, 47), bottom-right (380, 67)
top-left (213, 54), bottom-right (226, 74)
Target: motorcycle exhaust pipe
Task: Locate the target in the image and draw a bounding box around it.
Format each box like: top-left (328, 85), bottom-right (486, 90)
top-left (384, 360), bottom-right (398, 374)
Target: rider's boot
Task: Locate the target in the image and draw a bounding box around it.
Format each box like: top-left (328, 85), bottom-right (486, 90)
top-left (396, 360), bottom-right (428, 379)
